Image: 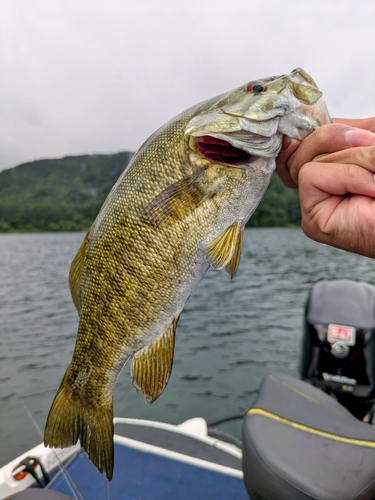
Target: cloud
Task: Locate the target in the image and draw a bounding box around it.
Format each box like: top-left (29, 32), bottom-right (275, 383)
top-left (0, 0), bottom-right (374, 171)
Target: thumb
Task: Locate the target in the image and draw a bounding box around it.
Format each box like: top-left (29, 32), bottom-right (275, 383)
top-left (287, 124), bottom-right (375, 185)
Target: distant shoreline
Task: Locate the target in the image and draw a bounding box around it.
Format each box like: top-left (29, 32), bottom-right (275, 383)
top-left (0, 152), bottom-right (300, 233)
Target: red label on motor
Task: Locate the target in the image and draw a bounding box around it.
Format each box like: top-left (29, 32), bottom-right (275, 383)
top-left (327, 324), bottom-right (356, 345)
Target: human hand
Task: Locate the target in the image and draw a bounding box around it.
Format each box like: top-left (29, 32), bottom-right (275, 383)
top-left (276, 118), bottom-right (375, 258)
top-left (276, 118), bottom-right (375, 188)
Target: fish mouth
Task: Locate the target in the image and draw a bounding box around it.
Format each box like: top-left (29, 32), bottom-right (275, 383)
top-left (196, 136), bottom-right (254, 167)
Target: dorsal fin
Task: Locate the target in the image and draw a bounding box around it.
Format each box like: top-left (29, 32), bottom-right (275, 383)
top-left (131, 316), bottom-right (179, 404)
top-left (69, 232), bottom-right (89, 313)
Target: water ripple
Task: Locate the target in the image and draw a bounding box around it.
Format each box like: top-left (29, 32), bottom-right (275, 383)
top-left (1, 229), bottom-right (375, 466)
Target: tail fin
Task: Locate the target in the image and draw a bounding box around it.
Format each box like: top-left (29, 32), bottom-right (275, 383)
top-left (44, 375), bottom-right (114, 481)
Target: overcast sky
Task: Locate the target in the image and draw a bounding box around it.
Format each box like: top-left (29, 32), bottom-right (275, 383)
top-left (1, 0), bottom-right (374, 172)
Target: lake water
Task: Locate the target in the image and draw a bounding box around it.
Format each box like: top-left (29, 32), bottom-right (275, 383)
top-left (1, 228), bottom-right (375, 467)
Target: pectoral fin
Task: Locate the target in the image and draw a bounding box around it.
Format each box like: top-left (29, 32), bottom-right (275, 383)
top-left (142, 165), bottom-right (228, 228)
top-left (142, 176), bottom-right (205, 228)
top-left (69, 232), bottom-right (89, 313)
top-left (131, 316), bottom-right (179, 404)
top-left (205, 222), bottom-right (242, 273)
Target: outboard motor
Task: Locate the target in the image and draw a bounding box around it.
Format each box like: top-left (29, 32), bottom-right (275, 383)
top-left (301, 279), bottom-right (375, 419)
top-left (242, 280), bottom-right (375, 500)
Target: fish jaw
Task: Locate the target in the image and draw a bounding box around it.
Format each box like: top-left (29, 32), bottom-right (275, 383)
top-left (184, 68), bottom-right (331, 168)
top-left (185, 98), bottom-right (287, 162)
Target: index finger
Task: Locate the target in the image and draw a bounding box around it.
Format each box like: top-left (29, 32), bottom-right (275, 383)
top-left (333, 117), bottom-right (375, 132)
top-left (275, 137), bottom-right (300, 188)
top-left (287, 124), bottom-right (375, 184)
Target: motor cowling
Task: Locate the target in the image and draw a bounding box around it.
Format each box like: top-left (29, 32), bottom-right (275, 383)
top-left (300, 279), bottom-right (375, 419)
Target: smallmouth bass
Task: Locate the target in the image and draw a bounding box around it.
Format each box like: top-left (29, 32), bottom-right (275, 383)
top-left (44, 68), bottom-right (331, 480)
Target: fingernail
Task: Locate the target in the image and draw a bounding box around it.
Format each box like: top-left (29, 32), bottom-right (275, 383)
top-left (345, 129), bottom-right (375, 147)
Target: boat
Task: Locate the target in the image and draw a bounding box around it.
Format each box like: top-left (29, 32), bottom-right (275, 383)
top-left (0, 415), bottom-right (247, 499)
top-left (2, 279), bottom-right (375, 500)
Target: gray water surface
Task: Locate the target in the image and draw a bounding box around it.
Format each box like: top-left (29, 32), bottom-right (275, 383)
top-left (1, 229), bottom-right (375, 466)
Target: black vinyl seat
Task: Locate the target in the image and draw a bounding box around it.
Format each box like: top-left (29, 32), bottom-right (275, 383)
top-left (242, 374), bottom-right (375, 500)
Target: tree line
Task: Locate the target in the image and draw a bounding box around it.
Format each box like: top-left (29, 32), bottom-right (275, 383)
top-left (0, 152), bottom-right (301, 232)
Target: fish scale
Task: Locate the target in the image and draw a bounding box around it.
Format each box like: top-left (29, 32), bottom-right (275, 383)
top-left (44, 68), bottom-right (331, 480)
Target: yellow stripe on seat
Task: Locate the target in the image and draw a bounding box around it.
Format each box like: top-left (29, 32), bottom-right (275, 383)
top-left (266, 375), bottom-right (348, 417)
top-left (247, 408), bottom-right (375, 448)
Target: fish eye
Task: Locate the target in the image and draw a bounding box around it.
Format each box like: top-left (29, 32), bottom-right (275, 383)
top-left (246, 81), bottom-right (267, 93)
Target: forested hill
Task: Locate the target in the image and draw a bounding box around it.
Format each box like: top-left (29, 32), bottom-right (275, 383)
top-left (0, 152), bottom-right (133, 232)
top-left (0, 152), bottom-right (301, 232)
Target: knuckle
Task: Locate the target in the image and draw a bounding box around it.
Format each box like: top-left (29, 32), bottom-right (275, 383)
top-left (301, 218), bottom-right (318, 240)
top-left (298, 162), bottom-right (315, 182)
top-left (318, 123), bottom-right (334, 135)
top-left (365, 146), bottom-right (375, 164)
top-left (345, 163), bottom-right (358, 179)
top-left (315, 123), bottom-right (341, 140)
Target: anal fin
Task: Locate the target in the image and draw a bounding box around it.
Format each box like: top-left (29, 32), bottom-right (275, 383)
top-left (131, 316), bottom-right (179, 404)
top-left (205, 222), bottom-right (242, 273)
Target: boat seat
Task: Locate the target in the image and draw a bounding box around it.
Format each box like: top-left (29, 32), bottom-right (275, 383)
top-left (6, 490), bottom-right (75, 499)
top-left (242, 374), bottom-right (375, 500)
